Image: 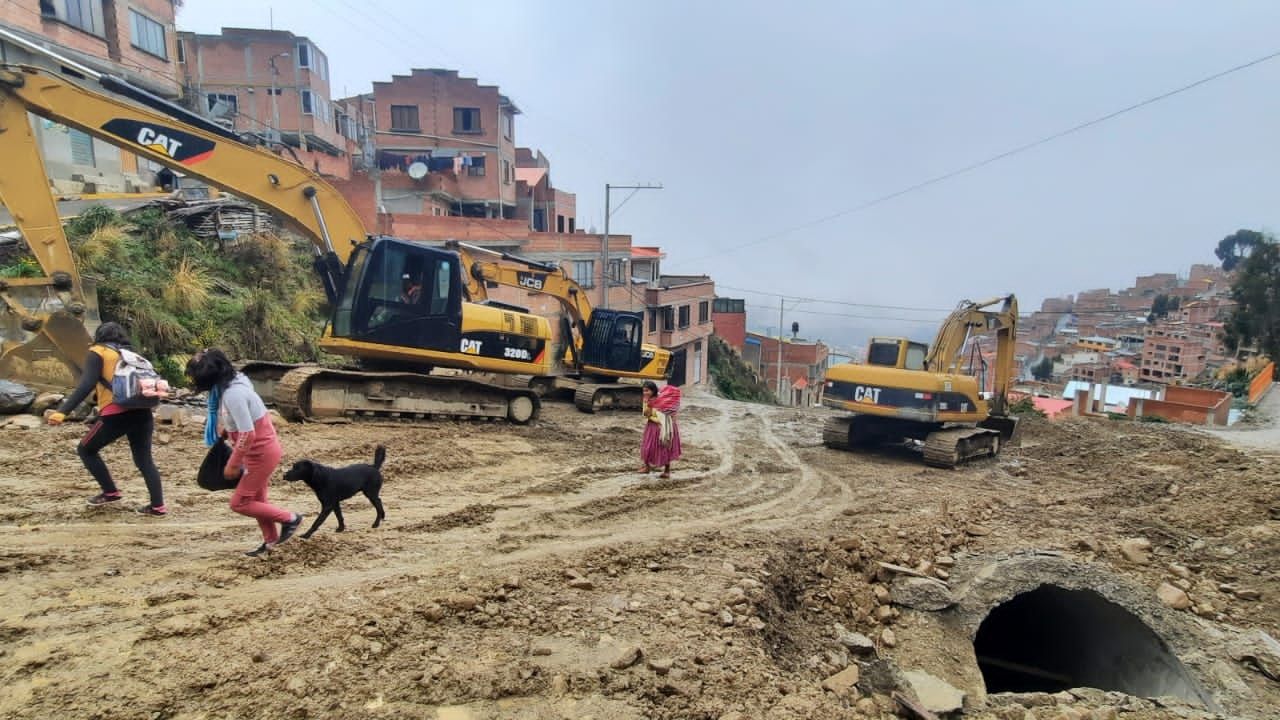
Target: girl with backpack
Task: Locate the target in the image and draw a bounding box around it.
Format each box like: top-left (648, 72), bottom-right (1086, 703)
top-left (46, 322), bottom-right (168, 516)
top-left (186, 348), bottom-right (303, 556)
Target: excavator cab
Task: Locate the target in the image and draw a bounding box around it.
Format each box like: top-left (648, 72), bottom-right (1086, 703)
top-left (330, 238), bottom-right (464, 354)
top-left (865, 337), bottom-right (928, 371)
top-left (580, 309), bottom-right (646, 373)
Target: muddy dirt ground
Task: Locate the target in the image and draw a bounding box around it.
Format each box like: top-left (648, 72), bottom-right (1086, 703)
top-left (1, 389), bottom-right (1277, 719)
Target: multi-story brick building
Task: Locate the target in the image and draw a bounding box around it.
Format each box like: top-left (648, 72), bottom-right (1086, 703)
top-left (340, 68), bottom-right (521, 219)
top-left (1, 0), bottom-right (180, 192)
top-left (1141, 323), bottom-right (1209, 384)
top-left (177, 27), bottom-right (349, 178)
top-left (643, 275), bottom-right (716, 387)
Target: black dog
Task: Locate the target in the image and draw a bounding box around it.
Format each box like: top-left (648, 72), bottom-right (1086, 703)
top-left (283, 446), bottom-right (387, 538)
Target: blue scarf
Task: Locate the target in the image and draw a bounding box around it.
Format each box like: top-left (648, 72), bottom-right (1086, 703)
top-left (204, 385), bottom-right (221, 447)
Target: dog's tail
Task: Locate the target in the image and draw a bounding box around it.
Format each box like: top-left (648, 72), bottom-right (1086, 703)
top-left (373, 445), bottom-right (387, 470)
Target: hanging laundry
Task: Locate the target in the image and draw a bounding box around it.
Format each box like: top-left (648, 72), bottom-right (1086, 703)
top-left (428, 156), bottom-right (453, 172)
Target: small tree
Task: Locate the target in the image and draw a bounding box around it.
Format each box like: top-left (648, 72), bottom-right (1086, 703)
top-left (1225, 236), bottom-right (1280, 361)
top-left (1216, 229), bottom-right (1265, 272)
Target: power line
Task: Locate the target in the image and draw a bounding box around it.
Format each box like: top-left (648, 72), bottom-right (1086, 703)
top-left (671, 47), bottom-right (1280, 270)
top-left (717, 283), bottom-right (951, 312)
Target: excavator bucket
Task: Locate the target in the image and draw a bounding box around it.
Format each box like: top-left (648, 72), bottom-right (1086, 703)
top-left (0, 307), bottom-right (92, 392)
top-left (979, 414), bottom-right (1022, 448)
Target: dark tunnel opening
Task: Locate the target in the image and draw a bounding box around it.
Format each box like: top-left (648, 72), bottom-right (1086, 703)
top-left (974, 585), bottom-right (1204, 703)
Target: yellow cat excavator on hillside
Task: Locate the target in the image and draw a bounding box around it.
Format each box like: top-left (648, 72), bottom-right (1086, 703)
top-left (821, 295), bottom-right (1020, 468)
top-left (0, 37), bottom-right (661, 422)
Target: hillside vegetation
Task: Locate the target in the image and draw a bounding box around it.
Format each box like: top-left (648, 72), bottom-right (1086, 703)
top-left (4, 206), bottom-right (327, 384)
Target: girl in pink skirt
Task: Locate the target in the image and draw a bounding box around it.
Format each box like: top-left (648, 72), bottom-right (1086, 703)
top-left (640, 381), bottom-right (682, 478)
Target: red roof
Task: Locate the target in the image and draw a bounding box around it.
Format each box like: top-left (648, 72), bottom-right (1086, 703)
top-left (1033, 397), bottom-right (1074, 418)
top-left (631, 246), bottom-right (662, 258)
top-left (1114, 360), bottom-right (1136, 370)
top-left (514, 167), bottom-right (547, 187)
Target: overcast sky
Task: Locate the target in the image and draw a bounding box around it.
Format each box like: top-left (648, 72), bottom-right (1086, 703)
top-left (177, 1), bottom-right (1280, 345)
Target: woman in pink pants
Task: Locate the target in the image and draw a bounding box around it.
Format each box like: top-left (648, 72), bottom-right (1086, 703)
top-left (188, 349), bottom-right (303, 556)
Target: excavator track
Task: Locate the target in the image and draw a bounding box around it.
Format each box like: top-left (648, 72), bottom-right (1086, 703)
top-left (922, 427), bottom-right (1001, 469)
top-left (822, 416), bottom-right (855, 450)
top-left (271, 366), bottom-right (540, 424)
top-left (573, 382), bottom-right (644, 413)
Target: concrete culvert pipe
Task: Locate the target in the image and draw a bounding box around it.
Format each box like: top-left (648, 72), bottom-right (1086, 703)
top-left (973, 584), bottom-right (1203, 702)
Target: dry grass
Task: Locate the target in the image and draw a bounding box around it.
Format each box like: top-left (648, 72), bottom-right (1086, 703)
top-left (162, 256), bottom-right (212, 313)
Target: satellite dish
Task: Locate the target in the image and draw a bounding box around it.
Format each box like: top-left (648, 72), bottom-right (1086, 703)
top-left (407, 161), bottom-right (428, 180)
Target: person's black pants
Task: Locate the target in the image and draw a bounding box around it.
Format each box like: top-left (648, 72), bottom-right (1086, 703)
top-left (78, 410), bottom-right (164, 508)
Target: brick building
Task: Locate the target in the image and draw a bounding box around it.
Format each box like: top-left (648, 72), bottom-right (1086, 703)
top-left (1, 0), bottom-right (180, 192)
top-left (711, 297), bottom-right (747, 351)
top-left (341, 68), bottom-right (521, 219)
top-left (1134, 273), bottom-right (1177, 294)
top-left (1112, 359), bottom-right (1139, 386)
top-left (177, 27), bottom-right (349, 178)
top-left (1040, 296), bottom-right (1074, 314)
top-left (747, 332), bottom-right (830, 406)
top-left (513, 148), bottom-right (576, 233)
top-left (643, 276), bottom-right (716, 387)
top-left (1141, 323), bottom-right (1209, 384)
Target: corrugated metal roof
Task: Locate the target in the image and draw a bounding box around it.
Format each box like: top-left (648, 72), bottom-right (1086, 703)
top-left (1061, 381), bottom-right (1154, 407)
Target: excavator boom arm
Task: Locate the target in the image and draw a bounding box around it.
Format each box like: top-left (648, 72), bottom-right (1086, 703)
top-left (925, 295), bottom-right (1018, 413)
top-left (447, 241), bottom-right (595, 332)
top-left (0, 64), bottom-right (367, 302)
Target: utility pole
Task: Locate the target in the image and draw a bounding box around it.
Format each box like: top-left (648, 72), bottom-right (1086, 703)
top-left (777, 297), bottom-right (785, 404)
top-left (600, 182), bottom-right (662, 309)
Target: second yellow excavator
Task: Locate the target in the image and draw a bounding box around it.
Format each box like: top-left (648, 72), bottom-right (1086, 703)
top-left (821, 295), bottom-right (1020, 468)
top-left (446, 241), bottom-right (671, 412)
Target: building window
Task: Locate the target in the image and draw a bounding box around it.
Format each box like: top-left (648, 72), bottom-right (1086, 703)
top-left (176, 38), bottom-right (185, 64)
top-left (390, 105), bottom-right (420, 133)
top-left (607, 259), bottom-right (626, 285)
top-left (129, 10), bottom-right (168, 59)
top-left (698, 301), bottom-right (709, 323)
top-left (296, 42), bottom-right (311, 68)
top-left (453, 107), bottom-right (482, 134)
top-left (573, 260), bottom-right (594, 288)
top-left (48, 0), bottom-right (101, 36)
top-left (502, 159), bottom-right (512, 185)
top-left (205, 93), bottom-right (238, 116)
top-left (557, 215), bottom-right (565, 233)
top-left (500, 112), bottom-right (512, 140)
top-left (68, 128), bottom-right (95, 166)
top-left (649, 309), bottom-right (657, 333)
top-left (568, 218), bottom-right (576, 233)
top-left (662, 306), bottom-right (675, 332)
top-left (301, 89), bottom-right (314, 115)
top-left (678, 305), bottom-right (691, 328)
top-left (467, 155), bottom-right (486, 177)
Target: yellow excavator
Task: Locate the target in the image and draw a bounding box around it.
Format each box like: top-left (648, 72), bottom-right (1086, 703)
top-left (821, 295), bottom-right (1020, 468)
top-left (0, 41), bottom-right (662, 422)
top-left (446, 240), bottom-right (671, 412)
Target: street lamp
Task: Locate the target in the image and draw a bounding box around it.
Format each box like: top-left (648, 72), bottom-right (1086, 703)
top-left (601, 182), bottom-right (662, 309)
top-left (268, 51), bottom-right (289, 145)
